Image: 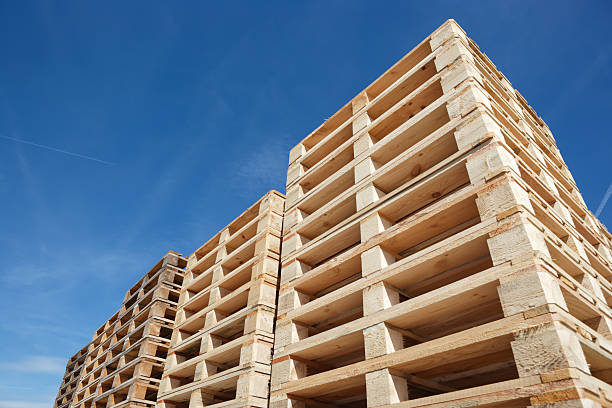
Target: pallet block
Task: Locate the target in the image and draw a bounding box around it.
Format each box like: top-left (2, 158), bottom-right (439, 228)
top-left (272, 19), bottom-right (612, 408)
top-left (62, 251), bottom-right (186, 408)
top-left (156, 191), bottom-right (284, 408)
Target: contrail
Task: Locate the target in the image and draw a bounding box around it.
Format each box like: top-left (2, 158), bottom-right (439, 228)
top-left (1, 134), bottom-right (115, 165)
top-left (595, 182), bottom-right (612, 217)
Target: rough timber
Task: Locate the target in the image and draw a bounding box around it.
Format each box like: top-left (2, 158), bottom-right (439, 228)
top-left (55, 251), bottom-right (186, 408)
top-left (273, 19), bottom-right (612, 408)
top-left (55, 345), bottom-right (91, 408)
top-left (54, 19), bottom-right (612, 408)
top-left (156, 191), bottom-right (285, 408)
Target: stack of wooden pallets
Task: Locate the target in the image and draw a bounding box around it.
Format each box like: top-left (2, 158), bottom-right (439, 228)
top-left (270, 19), bottom-right (612, 408)
top-left (58, 251), bottom-right (186, 408)
top-left (54, 19), bottom-right (611, 408)
top-left (156, 191), bottom-right (284, 408)
top-left (54, 345), bottom-right (91, 408)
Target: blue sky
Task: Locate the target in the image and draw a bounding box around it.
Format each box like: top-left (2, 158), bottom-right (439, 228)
top-left (1, 1), bottom-right (611, 406)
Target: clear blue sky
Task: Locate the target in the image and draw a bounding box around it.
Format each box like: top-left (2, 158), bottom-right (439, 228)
top-left (1, 2), bottom-right (611, 407)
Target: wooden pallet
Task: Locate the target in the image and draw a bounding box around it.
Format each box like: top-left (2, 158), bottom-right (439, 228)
top-left (64, 251), bottom-right (186, 408)
top-left (54, 18), bottom-right (612, 408)
top-left (271, 19), bottom-right (612, 408)
top-left (55, 344), bottom-right (92, 408)
top-left (156, 191), bottom-right (285, 408)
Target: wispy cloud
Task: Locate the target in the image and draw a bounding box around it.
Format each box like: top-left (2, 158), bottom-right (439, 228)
top-left (0, 173), bottom-right (6, 193)
top-left (548, 45), bottom-right (612, 120)
top-left (0, 400), bottom-right (52, 408)
top-left (0, 356), bottom-right (66, 375)
top-left (0, 134), bottom-right (115, 165)
top-left (0, 313), bottom-right (93, 352)
top-left (15, 148), bottom-right (44, 207)
top-left (232, 137), bottom-right (290, 197)
top-left (596, 182), bottom-right (612, 217)
top-left (1, 243), bottom-right (145, 288)
top-left (1, 264), bottom-right (56, 287)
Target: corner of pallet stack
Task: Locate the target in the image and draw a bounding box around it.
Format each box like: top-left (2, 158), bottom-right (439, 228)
top-left (269, 18), bottom-right (612, 408)
top-left (156, 191), bottom-right (285, 408)
top-left (54, 251), bottom-right (187, 408)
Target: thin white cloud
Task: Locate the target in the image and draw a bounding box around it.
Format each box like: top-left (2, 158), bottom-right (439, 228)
top-left (0, 400), bottom-right (51, 408)
top-left (595, 182), bottom-right (612, 217)
top-left (2, 244), bottom-right (145, 288)
top-left (0, 356), bottom-right (66, 375)
top-left (0, 134), bottom-right (115, 165)
top-left (232, 135), bottom-right (292, 198)
top-left (548, 45), bottom-right (612, 119)
top-left (1, 264), bottom-right (54, 287)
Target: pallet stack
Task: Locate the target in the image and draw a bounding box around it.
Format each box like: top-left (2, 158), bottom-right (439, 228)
top-left (156, 191), bottom-right (284, 408)
top-left (54, 344), bottom-right (91, 408)
top-left (270, 19), bottom-right (612, 408)
top-left (54, 19), bottom-right (612, 408)
top-left (64, 251), bottom-right (186, 408)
